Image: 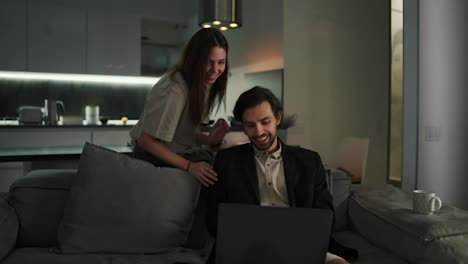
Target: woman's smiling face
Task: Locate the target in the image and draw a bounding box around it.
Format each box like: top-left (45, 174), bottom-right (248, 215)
top-left (204, 46), bottom-right (226, 84)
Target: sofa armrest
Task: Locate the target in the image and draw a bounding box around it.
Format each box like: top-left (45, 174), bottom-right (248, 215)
top-left (348, 185), bottom-right (468, 264)
top-left (0, 192), bottom-right (18, 261)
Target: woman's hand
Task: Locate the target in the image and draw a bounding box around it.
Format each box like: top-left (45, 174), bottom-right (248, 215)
top-left (327, 259), bottom-right (349, 264)
top-left (188, 161), bottom-right (218, 187)
top-left (208, 119), bottom-right (229, 146)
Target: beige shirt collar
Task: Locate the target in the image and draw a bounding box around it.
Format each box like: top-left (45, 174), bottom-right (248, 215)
top-left (253, 141), bottom-right (282, 161)
top-left (253, 141), bottom-right (289, 207)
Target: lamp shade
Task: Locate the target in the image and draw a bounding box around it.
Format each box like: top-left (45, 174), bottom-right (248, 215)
top-left (199, 0), bottom-right (242, 31)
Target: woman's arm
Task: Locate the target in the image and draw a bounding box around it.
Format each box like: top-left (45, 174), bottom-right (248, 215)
top-left (138, 131), bottom-right (218, 187)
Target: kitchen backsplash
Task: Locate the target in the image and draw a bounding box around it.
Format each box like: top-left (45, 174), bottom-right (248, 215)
top-left (0, 78), bottom-right (153, 119)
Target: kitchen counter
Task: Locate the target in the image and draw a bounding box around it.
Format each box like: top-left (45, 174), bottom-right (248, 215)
top-left (0, 145), bottom-right (132, 162)
top-left (0, 125), bottom-right (133, 151)
top-left (0, 119), bottom-right (138, 127)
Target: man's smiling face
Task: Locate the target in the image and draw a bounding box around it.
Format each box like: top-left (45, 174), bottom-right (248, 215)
top-left (242, 100), bottom-right (282, 153)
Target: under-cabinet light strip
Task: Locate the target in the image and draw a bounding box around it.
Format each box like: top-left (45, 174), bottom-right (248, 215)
top-left (0, 71), bottom-right (160, 86)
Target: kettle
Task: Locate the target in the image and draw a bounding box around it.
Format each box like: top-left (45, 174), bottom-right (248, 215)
top-left (44, 99), bottom-right (65, 126)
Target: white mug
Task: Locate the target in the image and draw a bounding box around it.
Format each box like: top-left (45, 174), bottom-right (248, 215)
top-left (413, 190), bottom-right (442, 215)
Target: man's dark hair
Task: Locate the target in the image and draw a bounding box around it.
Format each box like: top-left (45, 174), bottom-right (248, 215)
top-left (233, 86), bottom-right (283, 122)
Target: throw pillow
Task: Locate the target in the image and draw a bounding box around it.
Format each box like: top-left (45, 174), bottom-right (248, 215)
top-left (57, 142), bottom-right (200, 253)
top-left (0, 193), bottom-right (18, 261)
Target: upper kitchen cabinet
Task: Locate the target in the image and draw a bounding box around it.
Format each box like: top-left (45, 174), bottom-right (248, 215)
top-left (141, 19), bottom-right (184, 76)
top-left (86, 11), bottom-right (140, 76)
top-left (0, 0), bottom-right (27, 71)
top-left (28, 2), bottom-right (87, 73)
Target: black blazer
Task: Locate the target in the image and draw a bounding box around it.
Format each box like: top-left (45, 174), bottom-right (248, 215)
top-left (206, 142), bottom-right (334, 237)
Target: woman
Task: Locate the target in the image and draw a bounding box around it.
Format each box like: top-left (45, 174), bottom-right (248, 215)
top-left (130, 28), bottom-right (230, 187)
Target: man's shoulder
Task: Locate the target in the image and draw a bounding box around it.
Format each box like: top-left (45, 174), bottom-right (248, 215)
top-left (282, 144), bottom-right (324, 169)
top-left (282, 143), bottom-right (319, 158)
top-left (214, 144), bottom-right (251, 168)
top-left (217, 143), bottom-right (251, 157)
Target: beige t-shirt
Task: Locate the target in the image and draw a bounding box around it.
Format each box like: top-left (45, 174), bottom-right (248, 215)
top-left (130, 72), bottom-right (208, 153)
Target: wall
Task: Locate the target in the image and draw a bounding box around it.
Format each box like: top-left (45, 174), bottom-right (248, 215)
top-left (284, 0), bottom-right (390, 185)
top-left (417, 0), bottom-right (468, 209)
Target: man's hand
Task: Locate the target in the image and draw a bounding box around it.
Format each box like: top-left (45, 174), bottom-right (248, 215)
top-left (187, 161), bottom-right (218, 187)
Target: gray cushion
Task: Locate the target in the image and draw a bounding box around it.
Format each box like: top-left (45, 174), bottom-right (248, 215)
top-left (348, 185), bottom-right (468, 264)
top-left (334, 231), bottom-right (407, 264)
top-left (8, 170), bottom-right (75, 247)
top-left (0, 193), bottom-right (18, 262)
top-left (329, 168), bottom-right (352, 231)
top-left (432, 234), bottom-right (468, 264)
top-left (57, 143), bottom-right (201, 254)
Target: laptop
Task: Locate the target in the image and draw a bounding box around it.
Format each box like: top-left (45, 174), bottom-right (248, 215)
top-left (216, 203), bottom-right (333, 264)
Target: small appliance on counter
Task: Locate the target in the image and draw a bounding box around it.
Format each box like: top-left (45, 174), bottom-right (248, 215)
top-left (17, 100), bottom-right (65, 126)
top-left (17, 106), bottom-right (44, 125)
top-left (44, 99), bottom-right (65, 126)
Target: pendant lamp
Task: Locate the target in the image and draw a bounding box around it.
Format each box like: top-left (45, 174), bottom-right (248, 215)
top-left (199, 0), bottom-right (242, 31)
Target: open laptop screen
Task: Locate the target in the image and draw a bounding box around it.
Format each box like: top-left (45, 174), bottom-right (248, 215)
top-left (216, 203), bottom-right (333, 264)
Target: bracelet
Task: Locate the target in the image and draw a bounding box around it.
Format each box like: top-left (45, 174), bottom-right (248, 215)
top-left (185, 161), bottom-right (191, 171)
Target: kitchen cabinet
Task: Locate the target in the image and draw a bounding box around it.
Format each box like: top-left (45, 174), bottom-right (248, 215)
top-left (0, 128), bottom-right (91, 148)
top-left (0, 126), bottom-right (132, 191)
top-left (27, 2), bottom-right (87, 73)
top-left (92, 128), bottom-right (132, 146)
top-left (0, 0), bottom-right (27, 71)
top-left (0, 127), bottom-right (132, 149)
top-left (86, 11), bottom-right (140, 76)
top-left (0, 127), bottom-right (91, 192)
top-left (0, 2), bottom-right (142, 76)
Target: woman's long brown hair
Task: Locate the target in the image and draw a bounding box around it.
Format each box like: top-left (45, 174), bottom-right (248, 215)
top-left (170, 28), bottom-right (229, 126)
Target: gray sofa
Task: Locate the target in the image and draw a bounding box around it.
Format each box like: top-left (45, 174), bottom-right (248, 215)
top-left (1, 148), bottom-right (468, 263)
top-left (0, 168), bottom-right (217, 264)
top-left (0, 143), bottom-right (214, 264)
top-left (329, 170), bottom-right (468, 264)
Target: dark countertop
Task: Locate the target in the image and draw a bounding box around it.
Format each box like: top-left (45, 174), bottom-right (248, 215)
top-left (0, 145), bottom-right (133, 162)
top-left (0, 119), bottom-right (137, 128)
top-left (0, 124), bottom-right (134, 129)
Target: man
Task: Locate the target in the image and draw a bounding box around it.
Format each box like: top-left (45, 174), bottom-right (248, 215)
top-left (207, 86), bottom-right (356, 264)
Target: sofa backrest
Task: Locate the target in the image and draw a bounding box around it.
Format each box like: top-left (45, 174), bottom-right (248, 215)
top-left (7, 168), bottom-right (213, 253)
top-left (8, 167), bottom-right (350, 253)
top-left (8, 169), bottom-right (75, 248)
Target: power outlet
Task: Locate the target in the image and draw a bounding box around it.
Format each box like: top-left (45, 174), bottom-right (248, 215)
top-left (424, 126), bottom-right (441, 141)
